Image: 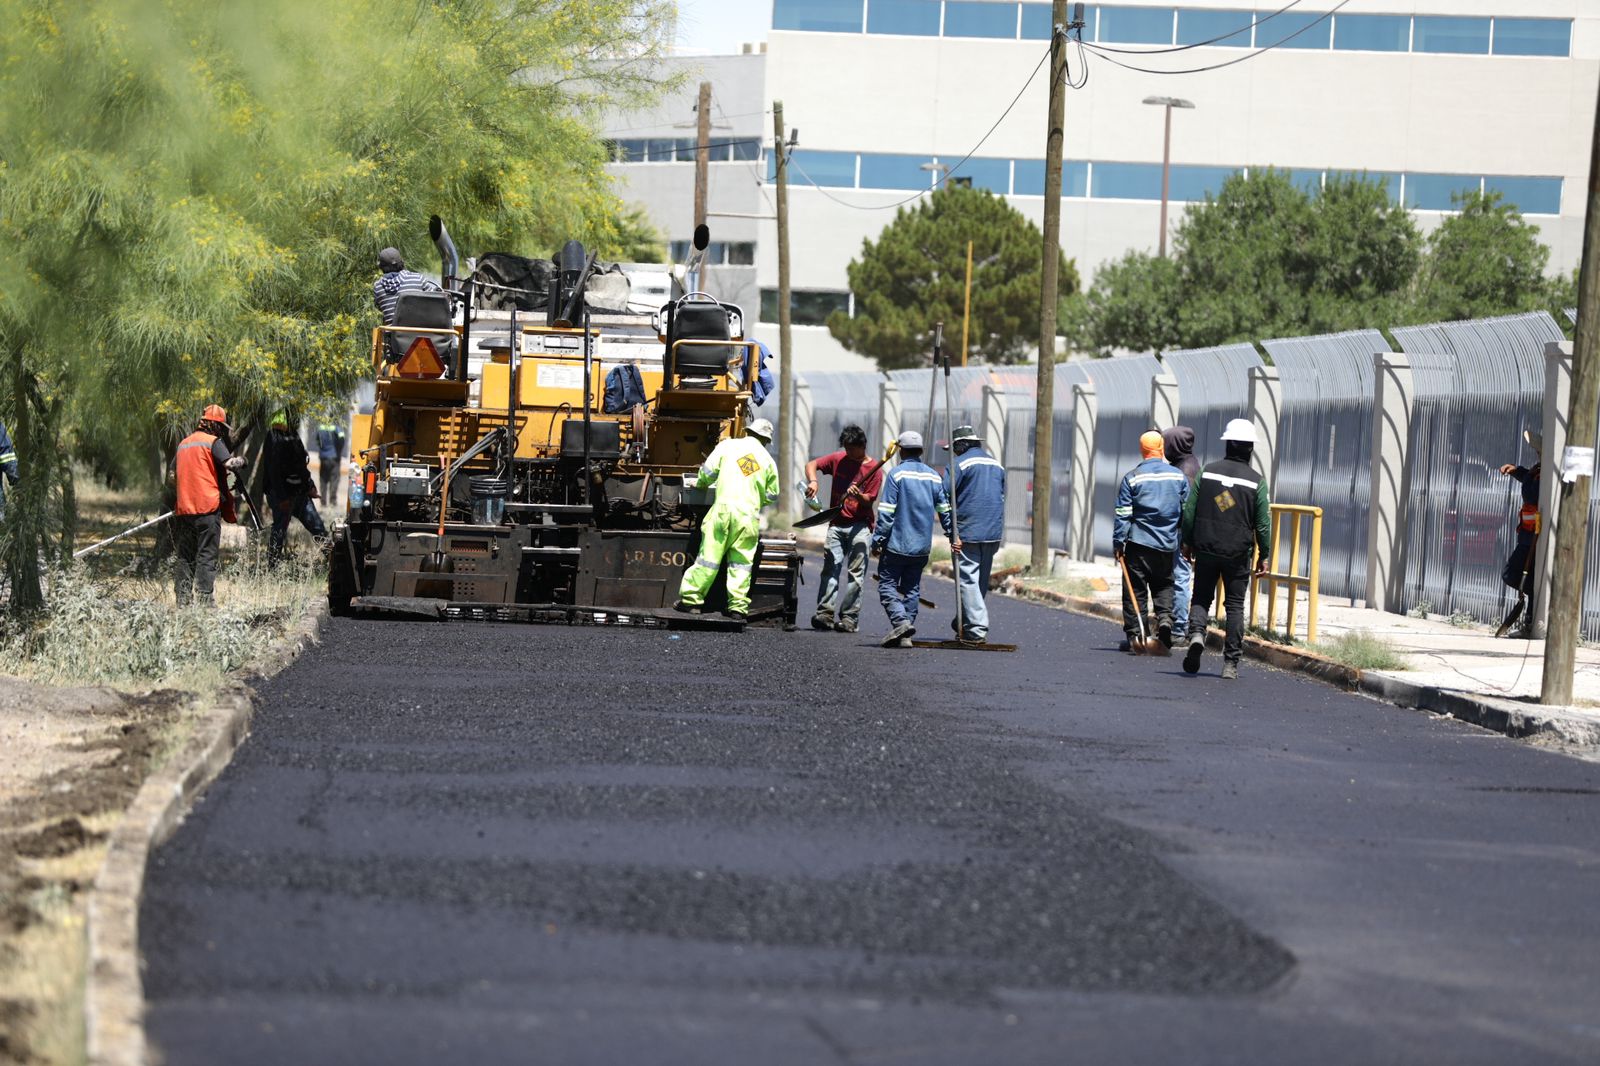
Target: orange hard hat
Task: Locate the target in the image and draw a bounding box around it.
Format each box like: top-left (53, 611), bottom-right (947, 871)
top-left (201, 403), bottom-right (228, 425)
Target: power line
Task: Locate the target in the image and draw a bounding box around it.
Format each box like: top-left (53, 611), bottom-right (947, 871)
top-left (1085, 0), bottom-right (1309, 56)
top-left (602, 107), bottom-right (771, 135)
top-left (787, 41), bottom-right (1056, 212)
top-left (1081, 0), bottom-right (1354, 75)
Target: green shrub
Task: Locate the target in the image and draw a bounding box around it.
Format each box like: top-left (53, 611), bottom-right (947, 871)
top-left (1312, 629), bottom-right (1410, 671)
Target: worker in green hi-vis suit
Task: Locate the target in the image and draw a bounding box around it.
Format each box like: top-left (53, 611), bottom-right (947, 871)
top-left (674, 418), bottom-right (779, 622)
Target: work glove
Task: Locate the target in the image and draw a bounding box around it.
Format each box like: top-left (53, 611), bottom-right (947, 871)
top-left (225, 457), bottom-right (246, 470)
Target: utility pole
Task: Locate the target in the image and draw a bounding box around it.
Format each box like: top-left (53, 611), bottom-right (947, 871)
top-left (693, 81), bottom-right (712, 231)
top-left (1031, 0), bottom-right (1073, 574)
top-left (774, 101), bottom-right (795, 508)
top-left (961, 240), bottom-right (973, 368)
top-left (1541, 73), bottom-right (1600, 706)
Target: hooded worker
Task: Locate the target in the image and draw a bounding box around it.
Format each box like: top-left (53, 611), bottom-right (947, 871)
top-left (675, 418), bottom-right (780, 622)
top-left (1162, 425), bottom-right (1201, 641)
top-left (1497, 429), bottom-right (1542, 636)
top-left (173, 404), bottom-right (244, 607)
top-left (263, 409), bottom-right (327, 566)
top-left (1113, 430), bottom-right (1189, 653)
top-left (1181, 418), bottom-right (1273, 680)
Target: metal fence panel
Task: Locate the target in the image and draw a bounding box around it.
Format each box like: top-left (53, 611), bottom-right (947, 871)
top-left (1390, 312), bottom-right (1560, 623)
top-left (1081, 354), bottom-right (1161, 557)
top-left (1264, 329), bottom-right (1387, 601)
top-left (1163, 343), bottom-right (1262, 457)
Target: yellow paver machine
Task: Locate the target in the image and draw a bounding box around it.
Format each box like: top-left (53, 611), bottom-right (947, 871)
top-left (328, 221), bottom-right (800, 631)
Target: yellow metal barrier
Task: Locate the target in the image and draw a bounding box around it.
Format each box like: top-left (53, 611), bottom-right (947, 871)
top-left (1248, 504), bottom-right (1323, 643)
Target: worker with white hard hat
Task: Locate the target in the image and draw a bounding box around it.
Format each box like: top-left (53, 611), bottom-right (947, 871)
top-left (869, 430), bottom-right (959, 648)
top-left (1180, 418), bottom-right (1273, 680)
top-left (675, 418), bottom-right (780, 623)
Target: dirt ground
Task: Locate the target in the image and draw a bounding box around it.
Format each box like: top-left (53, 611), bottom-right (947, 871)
top-left (0, 678), bottom-right (186, 1064)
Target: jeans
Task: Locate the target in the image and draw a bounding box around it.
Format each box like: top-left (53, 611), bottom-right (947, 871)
top-left (269, 493), bottom-right (328, 563)
top-left (174, 513), bottom-right (221, 605)
top-left (1120, 541), bottom-right (1175, 640)
top-left (877, 550), bottom-right (927, 630)
top-left (1171, 548), bottom-right (1193, 639)
top-left (1188, 552), bottom-right (1252, 665)
top-left (817, 522), bottom-right (872, 624)
top-left (955, 540), bottom-right (999, 639)
top-left (318, 457), bottom-right (340, 504)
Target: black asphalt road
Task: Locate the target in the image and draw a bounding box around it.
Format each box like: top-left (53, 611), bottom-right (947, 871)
top-left (142, 576), bottom-right (1600, 1064)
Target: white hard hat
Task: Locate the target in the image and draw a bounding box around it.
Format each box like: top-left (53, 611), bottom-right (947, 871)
top-left (1220, 418), bottom-right (1258, 444)
top-left (896, 430), bottom-right (924, 450)
top-left (746, 418), bottom-right (774, 442)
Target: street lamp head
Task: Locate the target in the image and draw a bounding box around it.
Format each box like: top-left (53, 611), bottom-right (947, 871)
top-left (1143, 96), bottom-right (1196, 109)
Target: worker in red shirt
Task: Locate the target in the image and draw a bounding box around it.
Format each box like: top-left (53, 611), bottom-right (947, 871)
top-left (803, 424), bottom-right (885, 633)
top-left (173, 403), bottom-right (243, 607)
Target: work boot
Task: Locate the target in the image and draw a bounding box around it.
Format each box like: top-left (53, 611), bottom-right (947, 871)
top-left (1221, 661), bottom-right (1239, 680)
top-left (726, 609), bottom-right (748, 623)
top-left (1117, 638), bottom-right (1131, 653)
top-left (881, 622), bottom-right (914, 647)
top-left (811, 612), bottom-right (835, 631)
top-left (1182, 637), bottom-right (1204, 675)
top-left (1157, 622), bottom-right (1173, 650)
top-left (834, 619), bottom-right (857, 633)
top-left (897, 636), bottom-right (914, 648)
top-left (1124, 633), bottom-right (1143, 654)
top-left (673, 600), bottom-right (703, 615)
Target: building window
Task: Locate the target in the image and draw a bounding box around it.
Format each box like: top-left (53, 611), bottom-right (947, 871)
top-left (946, 157), bottom-right (1011, 194)
top-left (1176, 9), bottom-right (1253, 47)
top-left (944, 1), bottom-right (1018, 39)
top-left (760, 289), bottom-right (851, 326)
top-left (1097, 5), bottom-right (1173, 45)
top-left (1013, 159), bottom-right (1088, 197)
top-left (866, 0), bottom-right (941, 36)
top-left (726, 242), bottom-right (756, 265)
top-left (1413, 16), bottom-right (1489, 55)
top-left (1492, 18), bottom-right (1571, 58)
top-left (860, 153), bottom-right (934, 191)
top-left (1254, 10), bottom-right (1330, 49)
top-left (1168, 164), bottom-right (1241, 203)
top-left (1333, 14), bottom-right (1409, 53)
top-left (731, 138), bottom-right (761, 162)
top-left (673, 240), bottom-right (758, 265)
top-left (1329, 170), bottom-right (1401, 203)
top-left (646, 137), bottom-right (677, 162)
top-left (1405, 173), bottom-right (1481, 211)
top-left (776, 149), bottom-right (857, 187)
top-left (773, 0), bottom-right (864, 33)
top-left (1485, 176), bottom-right (1563, 216)
top-left (1090, 162), bottom-right (1163, 201)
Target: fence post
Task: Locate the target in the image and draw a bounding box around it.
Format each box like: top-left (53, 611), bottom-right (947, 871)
top-left (1070, 381), bottom-right (1098, 561)
top-left (877, 377), bottom-right (901, 457)
top-left (1533, 340), bottom-right (1575, 636)
top-left (1151, 371), bottom-right (1180, 429)
top-left (789, 378), bottom-right (813, 509)
top-left (981, 384), bottom-right (1007, 459)
top-left (1366, 351), bottom-right (1414, 613)
top-left (1249, 364), bottom-right (1282, 487)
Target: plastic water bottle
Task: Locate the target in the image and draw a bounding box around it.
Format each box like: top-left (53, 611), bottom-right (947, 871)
top-left (804, 491), bottom-right (823, 512)
top-left (348, 471), bottom-right (365, 512)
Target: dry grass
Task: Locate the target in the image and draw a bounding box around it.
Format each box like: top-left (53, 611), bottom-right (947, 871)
top-left (1313, 629), bottom-right (1412, 671)
top-left (1017, 574), bottom-right (1097, 599)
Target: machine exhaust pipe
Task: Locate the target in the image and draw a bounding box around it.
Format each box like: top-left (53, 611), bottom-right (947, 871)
top-left (429, 215), bottom-right (459, 290)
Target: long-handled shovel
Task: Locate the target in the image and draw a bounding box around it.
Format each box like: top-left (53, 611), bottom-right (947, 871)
top-left (1119, 554), bottom-right (1148, 654)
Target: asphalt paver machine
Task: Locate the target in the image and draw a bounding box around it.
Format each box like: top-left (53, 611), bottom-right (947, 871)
top-left (328, 221), bottom-right (800, 630)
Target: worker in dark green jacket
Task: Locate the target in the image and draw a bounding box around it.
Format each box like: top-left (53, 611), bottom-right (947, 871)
top-left (1181, 419), bottom-right (1271, 680)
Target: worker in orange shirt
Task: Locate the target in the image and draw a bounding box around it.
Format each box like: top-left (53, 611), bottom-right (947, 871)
top-left (173, 404), bottom-right (243, 607)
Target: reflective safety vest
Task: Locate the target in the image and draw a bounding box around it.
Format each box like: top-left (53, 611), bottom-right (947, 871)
top-left (175, 431), bottom-right (223, 515)
top-left (1519, 503), bottom-right (1540, 535)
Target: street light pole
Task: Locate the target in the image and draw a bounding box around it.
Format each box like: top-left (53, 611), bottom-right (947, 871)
top-left (1142, 96), bottom-right (1194, 258)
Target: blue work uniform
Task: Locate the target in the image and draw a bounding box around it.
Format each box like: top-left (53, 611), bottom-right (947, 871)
top-left (946, 445), bottom-right (1006, 640)
top-left (0, 422), bottom-right (16, 518)
top-left (871, 457), bottom-right (955, 631)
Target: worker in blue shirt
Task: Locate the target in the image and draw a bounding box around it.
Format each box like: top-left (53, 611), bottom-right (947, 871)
top-left (0, 421), bottom-right (17, 519)
top-left (943, 424), bottom-right (1005, 644)
top-left (1114, 431), bottom-right (1189, 653)
top-left (870, 431), bottom-right (959, 648)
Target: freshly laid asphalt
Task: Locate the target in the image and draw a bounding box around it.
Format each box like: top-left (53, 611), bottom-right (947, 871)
top-left (142, 575), bottom-right (1600, 1064)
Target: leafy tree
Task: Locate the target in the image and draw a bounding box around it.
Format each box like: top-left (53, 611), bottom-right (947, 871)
top-left (1413, 189), bottom-right (1552, 322)
top-left (0, 0), bottom-right (673, 609)
top-left (829, 185), bottom-right (1079, 369)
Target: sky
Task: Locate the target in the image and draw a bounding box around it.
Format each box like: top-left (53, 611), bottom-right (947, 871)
top-left (674, 0), bottom-right (773, 55)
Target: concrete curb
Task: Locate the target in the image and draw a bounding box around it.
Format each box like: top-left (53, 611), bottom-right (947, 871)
top-left (931, 562), bottom-right (1600, 751)
top-left (85, 599), bottom-right (330, 1066)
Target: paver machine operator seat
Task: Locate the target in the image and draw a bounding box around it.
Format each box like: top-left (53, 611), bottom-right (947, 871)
top-left (386, 290), bottom-right (459, 378)
top-left (662, 292), bottom-right (743, 390)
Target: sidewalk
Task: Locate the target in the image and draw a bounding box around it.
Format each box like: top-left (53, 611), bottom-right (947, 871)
top-left (1032, 550), bottom-right (1600, 752)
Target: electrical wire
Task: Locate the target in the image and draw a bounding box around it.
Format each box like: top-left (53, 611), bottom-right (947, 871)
top-left (1084, 0), bottom-right (1309, 55)
top-left (1080, 0), bottom-right (1354, 76)
top-left (608, 135), bottom-right (768, 162)
top-left (785, 41), bottom-right (1056, 212)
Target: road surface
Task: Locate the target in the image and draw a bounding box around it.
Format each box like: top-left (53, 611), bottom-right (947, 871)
top-left (142, 576), bottom-right (1600, 1064)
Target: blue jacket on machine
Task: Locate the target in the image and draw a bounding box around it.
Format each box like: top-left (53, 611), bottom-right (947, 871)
top-left (872, 458), bottom-right (955, 557)
top-left (946, 446), bottom-right (1006, 543)
top-left (1114, 456), bottom-right (1188, 553)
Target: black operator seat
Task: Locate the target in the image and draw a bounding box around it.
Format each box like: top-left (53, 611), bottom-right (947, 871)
top-left (665, 294), bottom-right (740, 387)
top-left (387, 290), bottom-right (458, 375)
